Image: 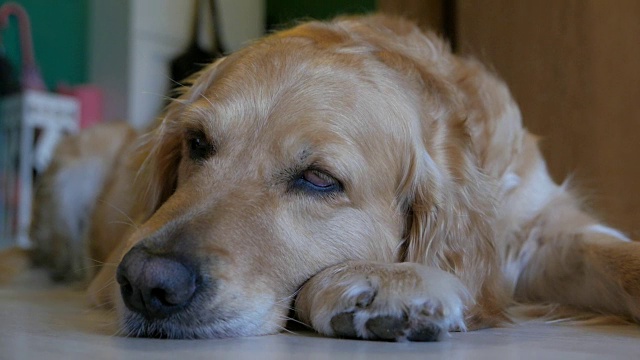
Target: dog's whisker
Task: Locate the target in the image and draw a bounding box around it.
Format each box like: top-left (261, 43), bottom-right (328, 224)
top-left (96, 199), bottom-right (139, 230)
top-left (111, 327), bottom-right (127, 338)
top-left (274, 288), bottom-right (301, 304)
top-left (108, 220), bottom-right (139, 229)
top-left (91, 279), bottom-right (117, 299)
top-left (276, 325), bottom-right (297, 335)
top-left (281, 315), bottom-right (310, 328)
top-left (77, 262), bottom-right (117, 272)
top-left (85, 257), bottom-right (119, 267)
top-left (272, 301), bottom-right (299, 316)
top-left (91, 299), bottom-right (117, 309)
top-left (139, 89), bottom-right (190, 106)
top-left (165, 75), bottom-right (187, 89)
top-left (98, 318), bottom-right (123, 332)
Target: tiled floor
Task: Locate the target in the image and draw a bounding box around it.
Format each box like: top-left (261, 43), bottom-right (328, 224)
top-left (1, 270), bottom-right (639, 360)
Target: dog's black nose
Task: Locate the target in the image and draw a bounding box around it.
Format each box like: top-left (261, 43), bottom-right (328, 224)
top-left (116, 246), bottom-right (197, 319)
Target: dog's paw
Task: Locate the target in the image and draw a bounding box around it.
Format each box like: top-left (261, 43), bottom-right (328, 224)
top-left (327, 292), bottom-right (449, 341)
top-left (295, 261), bottom-right (471, 342)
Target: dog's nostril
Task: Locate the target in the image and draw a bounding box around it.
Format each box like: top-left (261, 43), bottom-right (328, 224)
top-left (121, 283), bottom-right (133, 298)
top-left (150, 288), bottom-right (171, 306)
top-left (150, 287), bottom-right (187, 307)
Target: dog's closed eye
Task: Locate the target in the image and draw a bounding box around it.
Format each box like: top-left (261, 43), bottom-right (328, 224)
top-left (293, 169), bottom-right (343, 194)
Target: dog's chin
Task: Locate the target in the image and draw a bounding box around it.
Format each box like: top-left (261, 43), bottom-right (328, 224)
top-left (119, 310), bottom-right (282, 339)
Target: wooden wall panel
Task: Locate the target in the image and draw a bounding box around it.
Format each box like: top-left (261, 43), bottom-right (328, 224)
top-left (457, 1), bottom-right (640, 235)
top-left (378, 0), bottom-right (444, 33)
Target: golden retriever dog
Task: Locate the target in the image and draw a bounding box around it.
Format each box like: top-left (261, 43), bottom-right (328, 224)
top-left (19, 15), bottom-right (640, 341)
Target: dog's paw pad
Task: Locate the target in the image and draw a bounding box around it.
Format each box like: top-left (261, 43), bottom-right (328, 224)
top-left (365, 315), bottom-right (406, 340)
top-left (330, 310), bottom-right (443, 342)
top-left (330, 312), bottom-right (358, 338)
top-left (365, 314), bottom-right (442, 342)
top-left (406, 323), bottom-right (442, 342)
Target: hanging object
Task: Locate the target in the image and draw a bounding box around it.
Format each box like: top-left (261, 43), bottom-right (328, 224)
top-left (0, 2), bottom-right (46, 91)
top-left (170, 0), bottom-right (224, 91)
top-left (0, 44), bottom-right (19, 95)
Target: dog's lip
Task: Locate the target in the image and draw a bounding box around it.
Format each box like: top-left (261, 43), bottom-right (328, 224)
top-left (117, 285), bottom-right (286, 339)
top-left (119, 307), bottom-right (274, 339)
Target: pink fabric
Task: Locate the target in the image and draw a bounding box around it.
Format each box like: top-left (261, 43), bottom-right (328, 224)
top-left (57, 85), bottom-right (103, 129)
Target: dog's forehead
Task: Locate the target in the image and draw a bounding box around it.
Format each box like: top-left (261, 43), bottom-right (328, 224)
top-left (203, 46), bottom-right (362, 115)
top-left (190, 38), bottom-right (420, 149)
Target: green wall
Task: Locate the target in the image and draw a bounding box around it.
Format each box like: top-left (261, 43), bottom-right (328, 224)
top-left (266, 0), bottom-right (376, 29)
top-left (0, 0), bottom-right (375, 90)
top-left (0, 0), bottom-right (88, 90)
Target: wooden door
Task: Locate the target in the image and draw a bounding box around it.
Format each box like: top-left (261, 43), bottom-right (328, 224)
top-left (456, 0), bottom-right (640, 235)
top-left (380, 0), bottom-right (640, 236)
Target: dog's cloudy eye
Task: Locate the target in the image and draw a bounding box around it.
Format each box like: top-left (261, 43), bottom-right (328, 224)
top-left (303, 170), bottom-right (334, 187)
top-left (186, 130), bottom-right (215, 161)
top-left (296, 169), bottom-right (342, 193)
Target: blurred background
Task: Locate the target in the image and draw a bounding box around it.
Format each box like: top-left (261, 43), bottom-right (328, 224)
top-left (1, 0), bottom-right (638, 241)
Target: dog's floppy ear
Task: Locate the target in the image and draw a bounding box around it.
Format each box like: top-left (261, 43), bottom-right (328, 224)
top-left (132, 57), bottom-right (227, 220)
top-left (356, 18), bottom-right (511, 326)
top-left (355, 23), bottom-right (499, 276)
top-left (401, 117), bottom-right (498, 276)
top-left (402, 129), bottom-right (508, 327)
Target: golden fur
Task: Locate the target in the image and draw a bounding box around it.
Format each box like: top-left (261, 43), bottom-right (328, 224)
top-left (15, 15), bottom-right (640, 340)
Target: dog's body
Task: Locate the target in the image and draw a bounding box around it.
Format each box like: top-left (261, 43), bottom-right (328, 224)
top-left (25, 16), bottom-right (640, 341)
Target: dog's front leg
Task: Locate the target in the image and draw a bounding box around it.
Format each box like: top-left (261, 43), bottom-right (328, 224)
top-left (294, 261), bottom-right (471, 341)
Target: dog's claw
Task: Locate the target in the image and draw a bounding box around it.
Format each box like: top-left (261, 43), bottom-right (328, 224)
top-left (355, 290), bottom-right (375, 308)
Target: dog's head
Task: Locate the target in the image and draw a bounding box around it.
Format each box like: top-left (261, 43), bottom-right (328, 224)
top-left (98, 16), bottom-right (502, 338)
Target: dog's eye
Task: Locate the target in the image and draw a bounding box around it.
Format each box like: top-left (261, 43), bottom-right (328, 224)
top-left (296, 169), bottom-right (342, 193)
top-left (186, 130), bottom-right (215, 161)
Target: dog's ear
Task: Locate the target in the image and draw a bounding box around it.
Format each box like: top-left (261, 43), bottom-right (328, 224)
top-left (360, 30), bottom-right (499, 275)
top-left (405, 142), bottom-right (510, 328)
top-left (345, 16), bottom-right (507, 292)
top-left (401, 115), bottom-right (509, 327)
top-left (354, 18), bottom-right (511, 326)
top-left (402, 118), bottom-right (497, 269)
top-left (132, 57), bottom-right (227, 220)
